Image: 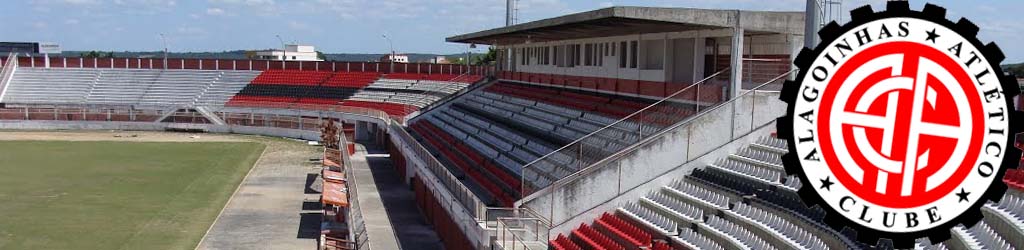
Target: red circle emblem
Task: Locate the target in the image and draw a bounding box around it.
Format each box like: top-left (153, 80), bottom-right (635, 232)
top-left (818, 41), bottom-right (985, 208)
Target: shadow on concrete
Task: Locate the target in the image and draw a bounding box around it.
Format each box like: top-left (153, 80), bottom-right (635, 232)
top-left (360, 141), bottom-right (445, 250)
top-left (297, 212), bottom-right (322, 239)
top-left (304, 173), bottom-right (320, 194)
top-left (302, 201), bottom-right (322, 211)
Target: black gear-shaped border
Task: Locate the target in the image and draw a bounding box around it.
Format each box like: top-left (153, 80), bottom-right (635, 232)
top-left (776, 1), bottom-right (1023, 248)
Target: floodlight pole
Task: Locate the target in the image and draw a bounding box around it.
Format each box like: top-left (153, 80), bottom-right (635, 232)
top-left (805, 0), bottom-right (820, 48)
top-left (506, 0), bottom-right (514, 26)
top-left (382, 34), bottom-right (395, 73)
top-left (466, 44), bottom-right (475, 67)
top-left (276, 35), bottom-right (286, 69)
top-left (160, 33), bottom-right (168, 69)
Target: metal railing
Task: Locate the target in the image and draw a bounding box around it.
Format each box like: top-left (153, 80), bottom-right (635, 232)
top-left (0, 52), bottom-right (18, 101)
top-left (387, 120), bottom-right (487, 220)
top-left (338, 127), bottom-right (369, 250)
top-left (400, 71), bottom-right (478, 122)
top-left (494, 216), bottom-right (551, 250)
top-left (387, 120), bottom-right (491, 248)
top-left (407, 74), bottom-right (494, 123)
top-left (0, 103), bottom-right (392, 133)
top-left (520, 69), bottom-right (795, 226)
top-left (518, 68), bottom-right (733, 198)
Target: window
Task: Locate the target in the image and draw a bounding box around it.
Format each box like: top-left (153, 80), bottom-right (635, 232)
top-left (521, 48), bottom-right (527, 65)
top-left (545, 47), bottom-right (551, 65)
top-left (641, 39), bottom-right (665, 70)
top-left (557, 45), bottom-right (565, 67)
top-left (584, 44), bottom-right (592, 66)
top-left (575, 44), bottom-right (582, 66)
top-left (619, 41), bottom-right (627, 68)
top-left (630, 41), bottom-right (638, 69)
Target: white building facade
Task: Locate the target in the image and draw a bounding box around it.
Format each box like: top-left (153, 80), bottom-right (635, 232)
top-left (251, 44), bottom-right (322, 61)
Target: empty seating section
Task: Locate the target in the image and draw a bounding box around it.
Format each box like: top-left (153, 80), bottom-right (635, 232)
top-left (572, 223), bottom-right (624, 250)
top-left (486, 82), bottom-right (696, 127)
top-left (982, 193), bottom-right (1024, 248)
top-left (3, 67), bottom-right (479, 118)
top-left (3, 67), bottom-right (258, 106)
top-left (1004, 169), bottom-right (1024, 190)
top-left (228, 70), bottom-right (370, 108)
top-left (549, 234), bottom-right (581, 250)
top-left (408, 120), bottom-right (517, 206)
top-left (322, 72), bottom-right (380, 88)
top-left (950, 222), bottom-right (1014, 250)
top-left (548, 136), bottom-right (877, 250)
top-left (227, 71), bottom-right (477, 116)
top-left (406, 80), bottom-right (707, 207)
top-left (347, 78), bottom-right (469, 108)
top-left (385, 73), bottom-right (483, 83)
top-left (251, 70), bottom-right (332, 86)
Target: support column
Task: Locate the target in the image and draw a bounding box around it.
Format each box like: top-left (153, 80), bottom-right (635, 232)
top-left (355, 121), bottom-right (370, 141)
top-left (790, 34), bottom-right (803, 80)
top-left (693, 36), bottom-right (706, 83)
top-left (730, 23), bottom-right (745, 98)
top-left (805, 0), bottom-right (821, 48)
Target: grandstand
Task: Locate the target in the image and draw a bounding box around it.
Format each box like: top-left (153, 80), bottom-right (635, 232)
top-left (0, 3), bottom-right (1022, 250)
top-left (0, 58), bottom-right (485, 122)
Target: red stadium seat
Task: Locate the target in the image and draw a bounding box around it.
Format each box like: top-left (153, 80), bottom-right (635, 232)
top-left (550, 234), bottom-right (583, 250)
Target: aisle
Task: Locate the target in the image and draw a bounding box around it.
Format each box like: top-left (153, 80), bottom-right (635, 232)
top-left (350, 141), bottom-right (445, 250)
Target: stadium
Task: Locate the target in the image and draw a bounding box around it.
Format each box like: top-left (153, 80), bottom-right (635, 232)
top-left (0, 1), bottom-right (1022, 250)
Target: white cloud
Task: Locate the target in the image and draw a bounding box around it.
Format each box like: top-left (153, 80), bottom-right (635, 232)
top-left (209, 0), bottom-right (279, 16)
top-left (210, 0), bottom-right (275, 6)
top-left (30, 0), bottom-right (100, 5)
top-left (288, 20), bottom-right (318, 32)
top-left (176, 26), bottom-right (208, 35)
top-left (206, 7), bottom-right (225, 15)
top-left (64, 19), bottom-right (80, 25)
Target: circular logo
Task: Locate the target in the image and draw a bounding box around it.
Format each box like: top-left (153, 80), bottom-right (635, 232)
top-left (778, 2), bottom-right (1021, 247)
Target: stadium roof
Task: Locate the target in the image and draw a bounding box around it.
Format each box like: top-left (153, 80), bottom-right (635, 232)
top-left (447, 6), bottom-right (804, 45)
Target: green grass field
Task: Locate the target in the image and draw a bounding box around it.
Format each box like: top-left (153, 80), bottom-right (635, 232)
top-left (0, 141), bottom-right (266, 250)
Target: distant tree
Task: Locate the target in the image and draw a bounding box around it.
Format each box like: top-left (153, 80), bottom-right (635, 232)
top-left (1004, 64), bottom-right (1024, 76)
top-left (81, 51), bottom-right (102, 58)
top-left (475, 47), bottom-right (497, 66)
top-left (316, 51), bottom-right (326, 60)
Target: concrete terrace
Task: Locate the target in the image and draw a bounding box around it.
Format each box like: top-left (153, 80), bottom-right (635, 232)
top-left (196, 138), bottom-right (322, 250)
top-left (350, 141), bottom-right (445, 250)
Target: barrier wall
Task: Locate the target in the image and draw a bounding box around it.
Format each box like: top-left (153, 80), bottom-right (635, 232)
top-left (0, 120), bottom-right (321, 140)
top-left (18, 56), bottom-right (493, 76)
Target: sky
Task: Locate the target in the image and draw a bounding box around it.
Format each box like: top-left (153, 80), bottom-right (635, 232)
top-left (1, 0), bottom-right (1021, 62)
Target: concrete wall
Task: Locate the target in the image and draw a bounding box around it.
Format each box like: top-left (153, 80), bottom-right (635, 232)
top-left (0, 120), bottom-right (322, 140)
top-left (519, 91), bottom-right (785, 237)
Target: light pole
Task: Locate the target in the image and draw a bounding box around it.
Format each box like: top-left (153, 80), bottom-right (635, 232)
top-left (382, 34), bottom-right (395, 73)
top-left (467, 44), bottom-right (476, 66)
top-left (160, 33), bottom-right (168, 69)
top-left (276, 35), bottom-right (286, 69)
